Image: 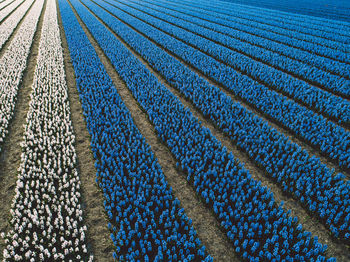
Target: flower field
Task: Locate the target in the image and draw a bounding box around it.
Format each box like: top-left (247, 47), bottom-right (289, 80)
top-left (0, 0), bottom-right (349, 261)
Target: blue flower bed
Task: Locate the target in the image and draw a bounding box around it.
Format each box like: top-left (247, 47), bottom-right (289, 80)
top-left (104, 0), bottom-right (350, 126)
top-left (67, 0), bottom-right (336, 260)
top-left (144, 0), bottom-right (350, 64)
top-left (80, 0), bottom-right (350, 243)
top-left (151, 0), bottom-right (350, 50)
top-left (59, 1), bottom-right (211, 260)
top-left (93, 0), bottom-right (350, 171)
top-left (218, 0), bottom-right (350, 24)
top-left (119, 0), bottom-right (350, 99)
top-left (139, 0), bottom-right (350, 80)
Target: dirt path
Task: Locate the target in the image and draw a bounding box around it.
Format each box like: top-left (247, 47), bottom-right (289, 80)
top-left (0, 0), bottom-right (47, 258)
top-left (56, 1), bottom-right (115, 261)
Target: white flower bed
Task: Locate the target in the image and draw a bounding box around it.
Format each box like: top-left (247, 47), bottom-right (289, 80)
top-left (0, 0), bottom-right (23, 22)
top-left (0, 0), bottom-right (34, 50)
top-left (2, 0), bottom-right (92, 260)
top-left (0, 0), bottom-right (43, 151)
top-left (0, 0), bottom-right (13, 10)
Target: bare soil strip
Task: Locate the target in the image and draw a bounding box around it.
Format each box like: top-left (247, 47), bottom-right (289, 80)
top-left (56, 1), bottom-right (115, 261)
top-left (80, 1), bottom-right (350, 260)
top-left (68, 0), bottom-right (240, 260)
top-left (0, 0), bottom-right (46, 258)
top-left (94, 0), bottom-right (350, 179)
top-left (0, 0), bottom-right (35, 56)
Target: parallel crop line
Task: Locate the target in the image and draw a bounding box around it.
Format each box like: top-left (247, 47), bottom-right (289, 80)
top-left (2, 0), bottom-right (92, 260)
top-left (83, 1), bottom-right (350, 258)
top-left (116, 0), bottom-right (350, 113)
top-left (138, 0), bottom-right (350, 81)
top-left (0, 0), bottom-right (34, 51)
top-left (171, 0), bottom-right (350, 44)
top-left (0, 0), bottom-right (44, 152)
top-left (177, 0), bottom-right (350, 35)
top-left (85, 0), bottom-right (350, 242)
top-left (125, 0), bottom-right (350, 99)
top-left (59, 0), bottom-right (213, 260)
top-left (0, 0), bottom-right (15, 11)
top-left (96, 0), bottom-right (350, 170)
top-left (72, 0), bottom-right (336, 260)
top-left (148, 0), bottom-right (350, 65)
top-left (0, 0), bottom-right (23, 24)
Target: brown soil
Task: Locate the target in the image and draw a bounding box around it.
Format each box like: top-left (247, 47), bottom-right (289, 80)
top-left (0, 0), bottom-right (47, 258)
top-left (56, 1), bottom-right (115, 261)
top-left (67, 0), bottom-right (240, 261)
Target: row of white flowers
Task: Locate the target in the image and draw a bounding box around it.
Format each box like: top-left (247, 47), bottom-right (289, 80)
top-left (0, 0), bottom-right (34, 50)
top-left (0, 0), bottom-right (43, 152)
top-left (2, 0), bottom-right (92, 260)
top-left (0, 0), bottom-right (23, 22)
top-left (0, 0), bottom-right (13, 10)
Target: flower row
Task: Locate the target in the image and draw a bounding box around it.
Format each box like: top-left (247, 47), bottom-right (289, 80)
top-left (109, 0), bottom-right (350, 126)
top-left (157, 0), bottom-right (350, 64)
top-left (0, 0), bottom-right (11, 10)
top-left (168, 0), bottom-right (350, 49)
top-left (0, 0), bottom-right (43, 152)
top-left (204, 0), bottom-right (350, 26)
top-left (3, 0), bottom-right (92, 260)
top-left (142, 0), bottom-right (350, 81)
top-left (126, 0), bottom-right (350, 98)
top-left (0, 0), bottom-right (23, 22)
top-left (93, 0), bottom-right (350, 168)
top-left (161, 0), bottom-right (350, 64)
top-left (59, 1), bottom-right (211, 261)
top-left (0, 0), bottom-right (34, 50)
top-left (71, 0), bottom-right (334, 260)
top-left (82, 0), bottom-right (350, 243)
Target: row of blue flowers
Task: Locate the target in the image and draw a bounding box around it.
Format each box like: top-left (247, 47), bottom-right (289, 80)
top-left (195, 0), bottom-right (350, 26)
top-left (140, 0), bottom-right (350, 80)
top-left (59, 1), bottom-right (211, 260)
top-left (147, 0), bottom-right (350, 64)
top-left (121, 0), bottom-right (350, 99)
top-left (107, 0), bottom-right (350, 126)
top-left (96, 0), bottom-right (350, 170)
top-left (69, 0), bottom-right (335, 260)
top-left (155, 0), bottom-right (350, 49)
top-left (84, 0), bottom-right (350, 242)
